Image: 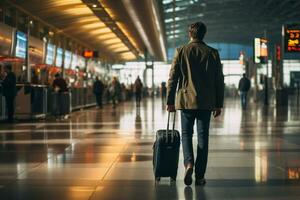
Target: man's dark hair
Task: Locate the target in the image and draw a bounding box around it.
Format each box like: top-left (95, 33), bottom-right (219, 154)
top-left (55, 73), bottom-right (60, 78)
top-left (188, 22), bottom-right (207, 40)
top-left (4, 64), bottom-right (12, 71)
top-left (243, 73), bottom-right (246, 77)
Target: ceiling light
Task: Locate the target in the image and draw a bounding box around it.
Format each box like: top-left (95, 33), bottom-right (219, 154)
top-left (92, 4), bottom-right (97, 8)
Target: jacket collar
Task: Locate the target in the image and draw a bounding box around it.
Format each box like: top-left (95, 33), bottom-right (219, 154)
top-left (189, 38), bottom-right (205, 44)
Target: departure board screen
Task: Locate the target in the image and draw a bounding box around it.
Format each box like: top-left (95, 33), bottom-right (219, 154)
top-left (64, 51), bottom-right (72, 69)
top-left (77, 56), bottom-right (86, 69)
top-left (15, 31), bottom-right (27, 58)
top-left (46, 43), bottom-right (55, 65)
top-left (71, 54), bottom-right (78, 69)
top-left (285, 25), bottom-right (300, 53)
top-left (55, 47), bottom-right (63, 67)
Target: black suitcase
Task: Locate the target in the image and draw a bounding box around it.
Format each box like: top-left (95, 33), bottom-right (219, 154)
top-left (153, 112), bottom-right (180, 182)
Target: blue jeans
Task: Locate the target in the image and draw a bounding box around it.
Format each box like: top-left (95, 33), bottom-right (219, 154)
top-left (240, 91), bottom-right (247, 108)
top-left (181, 110), bottom-right (212, 179)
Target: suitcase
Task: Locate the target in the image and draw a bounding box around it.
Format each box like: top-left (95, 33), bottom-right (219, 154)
top-left (153, 112), bottom-right (180, 182)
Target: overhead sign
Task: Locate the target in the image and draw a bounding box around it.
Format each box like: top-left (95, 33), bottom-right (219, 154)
top-left (284, 24), bottom-right (300, 53)
top-left (254, 38), bottom-right (268, 64)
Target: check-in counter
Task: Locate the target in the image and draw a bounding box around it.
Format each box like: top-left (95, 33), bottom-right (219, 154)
top-left (70, 87), bottom-right (96, 110)
top-left (15, 84), bottom-right (48, 119)
top-left (85, 87), bottom-right (96, 106)
top-left (0, 84), bottom-right (7, 121)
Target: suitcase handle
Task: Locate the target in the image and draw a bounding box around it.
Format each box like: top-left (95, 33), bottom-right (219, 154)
top-left (166, 111), bottom-right (176, 143)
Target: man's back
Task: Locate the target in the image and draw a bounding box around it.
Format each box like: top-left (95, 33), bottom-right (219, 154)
top-left (53, 78), bottom-right (68, 92)
top-left (238, 77), bottom-right (251, 92)
top-left (167, 39), bottom-right (224, 110)
top-left (3, 72), bottom-right (16, 97)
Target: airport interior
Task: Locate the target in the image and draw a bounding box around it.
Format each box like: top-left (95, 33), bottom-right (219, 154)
top-left (0, 0), bottom-right (300, 199)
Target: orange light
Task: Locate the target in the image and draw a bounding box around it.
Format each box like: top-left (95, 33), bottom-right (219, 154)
top-left (84, 50), bottom-right (94, 58)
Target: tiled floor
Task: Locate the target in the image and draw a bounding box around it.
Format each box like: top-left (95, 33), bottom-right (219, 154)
top-left (0, 97), bottom-right (300, 199)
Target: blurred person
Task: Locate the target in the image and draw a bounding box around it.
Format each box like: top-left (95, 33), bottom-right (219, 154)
top-left (166, 21), bottom-right (224, 186)
top-left (52, 73), bottom-right (68, 93)
top-left (120, 83), bottom-right (126, 102)
top-left (52, 73), bottom-right (68, 119)
top-left (93, 77), bottom-right (104, 108)
top-left (238, 73), bottom-right (251, 109)
top-left (31, 70), bottom-right (39, 84)
top-left (1, 64), bottom-right (17, 123)
top-left (109, 77), bottom-right (121, 108)
top-left (161, 82), bottom-right (167, 99)
top-left (134, 76), bottom-right (143, 107)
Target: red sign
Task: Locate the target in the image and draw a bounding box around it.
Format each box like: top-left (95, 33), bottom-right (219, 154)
top-left (276, 45), bottom-right (281, 63)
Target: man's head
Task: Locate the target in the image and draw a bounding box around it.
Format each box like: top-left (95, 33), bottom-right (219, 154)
top-left (55, 73), bottom-right (60, 78)
top-left (4, 64), bottom-right (12, 73)
top-left (96, 76), bottom-right (99, 81)
top-left (188, 21), bottom-right (207, 40)
top-left (243, 73), bottom-right (246, 77)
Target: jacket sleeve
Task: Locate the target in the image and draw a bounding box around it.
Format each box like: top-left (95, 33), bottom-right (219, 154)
top-left (166, 48), bottom-right (181, 105)
top-left (213, 50), bottom-right (224, 108)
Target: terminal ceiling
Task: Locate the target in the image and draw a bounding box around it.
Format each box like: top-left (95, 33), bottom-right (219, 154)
top-left (162, 0), bottom-right (300, 48)
top-left (5, 0), bottom-right (167, 62)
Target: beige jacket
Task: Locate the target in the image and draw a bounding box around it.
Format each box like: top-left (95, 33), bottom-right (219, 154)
top-left (167, 39), bottom-right (224, 110)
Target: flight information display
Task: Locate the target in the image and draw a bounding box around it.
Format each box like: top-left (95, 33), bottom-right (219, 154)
top-left (71, 54), bottom-right (78, 69)
top-left (285, 24), bottom-right (300, 53)
top-left (15, 31), bottom-right (27, 58)
top-left (55, 47), bottom-right (63, 67)
top-left (254, 38), bottom-right (268, 64)
top-left (77, 56), bottom-right (86, 69)
top-left (46, 43), bottom-right (55, 65)
top-left (64, 51), bottom-right (72, 69)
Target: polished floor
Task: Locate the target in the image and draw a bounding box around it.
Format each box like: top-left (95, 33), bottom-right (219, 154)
top-left (0, 97), bottom-right (300, 200)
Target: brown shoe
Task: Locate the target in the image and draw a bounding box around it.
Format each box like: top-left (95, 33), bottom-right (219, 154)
top-left (184, 166), bottom-right (193, 186)
top-left (195, 178), bottom-right (206, 186)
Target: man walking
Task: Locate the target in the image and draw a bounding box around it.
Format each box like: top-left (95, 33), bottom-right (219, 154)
top-left (134, 76), bottom-right (143, 107)
top-left (238, 73), bottom-right (251, 109)
top-left (1, 64), bottom-right (17, 123)
top-left (166, 22), bottom-right (224, 186)
top-left (93, 77), bottom-right (104, 108)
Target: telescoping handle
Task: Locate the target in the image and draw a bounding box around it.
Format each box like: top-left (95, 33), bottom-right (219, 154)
top-left (166, 111), bottom-right (176, 143)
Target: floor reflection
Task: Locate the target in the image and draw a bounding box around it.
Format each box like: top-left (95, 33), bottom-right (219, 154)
top-left (0, 97), bottom-right (300, 199)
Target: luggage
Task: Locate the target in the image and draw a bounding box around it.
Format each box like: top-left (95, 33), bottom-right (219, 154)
top-left (153, 112), bottom-right (180, 182)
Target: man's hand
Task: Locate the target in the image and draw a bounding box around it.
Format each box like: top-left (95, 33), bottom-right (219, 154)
top-left (213, 108), bottom-right (222, 118)
top-left (167, 105), bottom-right (176, 112)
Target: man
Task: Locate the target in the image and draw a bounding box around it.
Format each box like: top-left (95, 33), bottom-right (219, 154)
top-left (93, 77), bottom-right (104, 108)
top-left (166, 22), bottom-right (224, 186)
top-left (134, 76), bottom-right (143, 107)
top-left (52, 73), bottom-right (68, 118)
top-left (110, 77), bottom-right (121, 108)
top-left (52, 73), bottom-right (68, 93)
top-left (1, 64), bottom-right (17, 123)
top-left (238, 73), bottom-right (251, 109)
